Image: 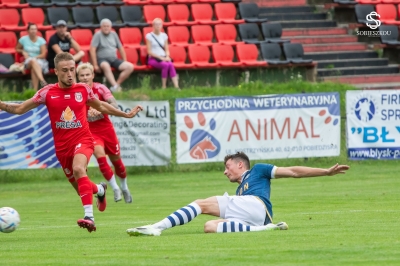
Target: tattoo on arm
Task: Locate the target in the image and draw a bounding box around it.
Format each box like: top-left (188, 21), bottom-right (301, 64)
top-left (107, 98), bottom-right (119, 109)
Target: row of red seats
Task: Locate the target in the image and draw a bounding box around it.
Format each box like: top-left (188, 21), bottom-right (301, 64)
top-left (0, 0), bottom-right (228, 8)
top-left (143, 3), bottom-right (243, 26)
top-left (0, 3), bottom-right (243, 32)
top-left (357, 0), bottom-right (400, 4)
top-left (0, 24), bottom-right (243, 54)
top-left (375, 4), bottom-right (400, 24)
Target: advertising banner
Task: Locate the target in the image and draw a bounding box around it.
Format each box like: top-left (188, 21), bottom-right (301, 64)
top-left (176, 93), bottom-right (341, 164)
top-left (346, 90), bottom-right (400, 160)
top-left (0, 101), bottom-right (171, 169)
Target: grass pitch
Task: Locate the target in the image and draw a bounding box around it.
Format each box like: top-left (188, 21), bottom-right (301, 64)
top-left (1, 161), bottom-right (400, 266)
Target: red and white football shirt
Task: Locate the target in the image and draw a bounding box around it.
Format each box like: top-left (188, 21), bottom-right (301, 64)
top-left (32, 82), bottom-right (96, 153)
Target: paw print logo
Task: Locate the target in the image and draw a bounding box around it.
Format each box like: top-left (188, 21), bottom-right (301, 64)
top-left (319, 109), bottom-right (339, 126)
top-left (179, 112), bottom-right (221, 160)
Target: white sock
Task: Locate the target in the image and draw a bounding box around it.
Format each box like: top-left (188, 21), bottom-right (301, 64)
top-left (96, 184), bottom-right (105, 197)
top-left (84, 205), bottom-right (94, 220)
top-left (108, 175), bottom-right (120, 191)
top-left (153, 202), bottom-right (202, 230)
top-left (110, 85), bottom-right (118, 92)
top-left (216, 222), bottom-right (273, 233)
top-left (119, 177), bottom-right (128, 191)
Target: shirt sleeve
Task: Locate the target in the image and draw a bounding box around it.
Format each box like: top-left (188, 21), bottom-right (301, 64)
top-left (31, 85), bottom-right (51, 105)
top-left (39, 37), bottom-right (46, 46)
top-left (145, 33), bottom-right (151, 42)
top-left (163, 33), bottom-right (168, 41)
top-left (255, 164), bottom-right (277, 179)
top-left (83, 83), bottom-right (96, 102)
top-left (97, 84), bottom-right (114, 101)
top-left (90, 32), bottom-right (100, 47)
top-left (18, 36), bottom-right (26, 46)
top-left (114, 32), bottom-right (122, 48)
top-left (48, 35), bottom-right (57, 47)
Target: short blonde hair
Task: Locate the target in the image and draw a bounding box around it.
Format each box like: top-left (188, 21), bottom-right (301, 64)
top-left (152, 18), bottom-right (163, 25)
top-left (76, 63), bottom-right (94, 75)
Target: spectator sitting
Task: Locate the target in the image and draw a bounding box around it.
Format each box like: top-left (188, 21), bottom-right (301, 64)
top-left (47, 20), bottom-right (85, 69)
top-left (15, 23), bottom-right (48, 90)
top-left (90, 19), bottom-right (133, 92)
top-left (146, 18), bottom-right (179, 90)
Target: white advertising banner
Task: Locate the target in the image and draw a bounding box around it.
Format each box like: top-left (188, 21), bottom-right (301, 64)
top-left (176, 93), bottom-right (341, 164)
top-left (346, 90), bottom-right (400, 160)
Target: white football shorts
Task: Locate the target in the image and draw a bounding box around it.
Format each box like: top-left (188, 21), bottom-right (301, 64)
top-left (216, 194), bottom-right (267, 226)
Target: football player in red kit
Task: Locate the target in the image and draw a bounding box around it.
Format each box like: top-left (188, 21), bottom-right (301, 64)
top-left (0, 52), bottom-right (143, 233)
top-left (77, 63), bottom-right (132, 203)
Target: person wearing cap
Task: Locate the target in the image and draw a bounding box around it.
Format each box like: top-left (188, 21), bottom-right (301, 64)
top-left (46, 20), bottom-right (85, 69)
top-left (90, 19), bottom-right (134, 92)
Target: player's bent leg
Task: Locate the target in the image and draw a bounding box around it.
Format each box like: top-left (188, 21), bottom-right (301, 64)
top-left (194, 197), bottom-right (221, 217)
top-left (94, 143), bottom-right (121, 202)
top-left (110, 155), bottom-right (131, 203)
top-left (73, 153), bottom-right (98, 232)
top-left (127, 200), bottom-right (206, 236)
top-left (204, 219), bottom-right (229, 233)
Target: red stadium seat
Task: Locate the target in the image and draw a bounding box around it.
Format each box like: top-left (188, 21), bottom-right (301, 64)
top-left (383, 0), bottom-right (400, 3)
top-left (167, 4), bottom-right (197, 26)
top-left (376, 4), bottom-right (400, 25)
top-left (215, 24), bottom-right (243, 45)
top-left (175, 0), bottom-right (197, 3)
top-left (123, 0), bottom-right (149, 5)
top-left (212, 44), bottom-right (242, 67)
top-left (198, 0), bottom-right (219, 3)
top-left (236, 43), bottom-right (266, 67)
top-left (149, 0), bottom-right (174, 4)
top-left (168, 26), bottom-right (190, 47)
top-left (71, 29), bottom-right (93, 51)
top-left (0, 31), bottom-right (17, 54)
top-left (143, 5), bottom-right (173, 26)
top-left (191, 25), bottom-right (214, 46)
top-left (118, 48), bottom-right (148, 70)
top-left (188, 45), bottom-right (218, 67)
top-left (21, 8), bottom-right (53, 30)
top-left (70, 49), bottom-right (89, 63)
top-left (191, 4), bottom-right (220, 25)
top-left (169, 46), bottom-right (194, 69)
top-left (214, 3), bottom-right (245, 24)
top-left (0, 0), bottom-right (29, 8)
top-left (356, 0), bottom-right (382, 3)
top-left (0, 9), bottom-right (25, 31)
top-left (44, 30), bottom-right (56, 43)
top-left (120, 28), bottom-right (143, 49)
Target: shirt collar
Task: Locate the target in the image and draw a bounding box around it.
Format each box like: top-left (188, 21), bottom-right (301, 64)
top-left (240, 170), bottom-right (250, 183)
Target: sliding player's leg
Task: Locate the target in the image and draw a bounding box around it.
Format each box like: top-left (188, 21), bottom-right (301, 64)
top-left (207, 195), bottom-right (288, 234)
top-left (94, 141), bottom-right (122, 202)
top-left (126, 196), bottom-right (221, 236)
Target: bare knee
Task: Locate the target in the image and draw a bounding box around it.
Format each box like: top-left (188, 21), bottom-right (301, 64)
top-left (100, 62), bottom-right (111, 71)
top-left (121, 62), bottom-right (134, 72)
top-left (72, 164), bottom-right (86, 178)
top-left (204, 220), bottom-right (218, 233)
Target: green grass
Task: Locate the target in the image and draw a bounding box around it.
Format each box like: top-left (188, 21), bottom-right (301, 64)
top-left (1, 160), bottom-right (400, 265)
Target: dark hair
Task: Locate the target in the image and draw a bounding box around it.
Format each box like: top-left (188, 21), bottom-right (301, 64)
top-left (54, 52), bottom-right (74, 67)
top-left (27, 23), bottom-right (37, 30)
top-left (224, 152), bottom-right (250, 170)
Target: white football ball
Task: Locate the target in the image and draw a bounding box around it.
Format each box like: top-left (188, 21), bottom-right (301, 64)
top-left (0, 207), bottom-right (20, 233)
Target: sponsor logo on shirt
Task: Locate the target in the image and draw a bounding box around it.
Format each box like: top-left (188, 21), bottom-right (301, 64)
top-left (56, 106), bottom-right (82, 129)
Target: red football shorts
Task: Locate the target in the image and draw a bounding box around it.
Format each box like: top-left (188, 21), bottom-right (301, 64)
top-left (92, 131), bottom-right (120, 156)
top-left (57, 141), bottom-right (94, 183)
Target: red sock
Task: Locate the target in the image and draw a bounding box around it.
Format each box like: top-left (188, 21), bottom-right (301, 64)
top-left (91, 182), bottom-right (98, 194)
top-left (77, 176), bottom-right (93, 206)
top-left (112, 159), bottom-right (126, 179)
top-left (97, 157), bottom-right (114, 181)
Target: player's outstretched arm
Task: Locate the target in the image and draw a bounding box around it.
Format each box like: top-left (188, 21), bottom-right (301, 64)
top-left (0, 99), bottom-right (38, 115)
top-left (274, 163), bottom-right (350, 179)
top-left (88, 98), bottom-right (143, 118)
